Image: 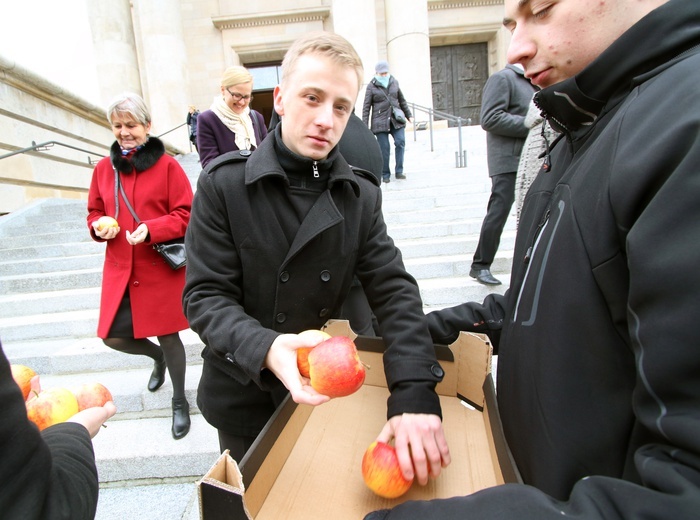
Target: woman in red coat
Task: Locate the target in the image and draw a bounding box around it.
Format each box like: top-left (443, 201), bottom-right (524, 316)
top-left (87, 92), bottom-right (193, 439)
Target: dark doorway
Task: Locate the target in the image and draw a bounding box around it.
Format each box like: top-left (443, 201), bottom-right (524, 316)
top-left (430, 43), bottom-right (488, 126)
top-left (247, 64), bottom-right (282, 129)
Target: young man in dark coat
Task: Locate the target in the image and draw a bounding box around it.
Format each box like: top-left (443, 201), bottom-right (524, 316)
top-left (183, 31), bottom-right (450, 487)
top-left (364, 0), bottom-right (700, 519)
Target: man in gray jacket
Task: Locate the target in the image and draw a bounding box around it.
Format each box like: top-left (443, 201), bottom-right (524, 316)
top-left (470, 64), bottom-right (535, 285)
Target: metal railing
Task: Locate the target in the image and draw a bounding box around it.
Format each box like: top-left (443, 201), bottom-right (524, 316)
top-left (409, 103), bottom-right (472, 168)
top-left (0, 140), bottom-right (105, 165)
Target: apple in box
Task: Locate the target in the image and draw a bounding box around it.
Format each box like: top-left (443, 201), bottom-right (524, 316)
top-left (362, 441), bottom-right (414, 498)
top-left (307, 335), bottom-right (365, 398)
top-left (71, 382), bottom-right (113, 411)
top-left (26, 387), bottom-right (80, 431)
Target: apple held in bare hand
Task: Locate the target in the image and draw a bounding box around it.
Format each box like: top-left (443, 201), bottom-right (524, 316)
top-left (296, 329), bottom-right (332, 378)
top-left (70, 382), bottom-right (113, 411)
top-left (362, 441), bottom-right (413, 498)
top-left (307, 335), bottom-right (365, 398)
top-left (96, 216), bottom-right (119, 231)
top-left (11, 364), bottom-right (37, 400)
top-left (26, 387), bottom-right (80, 431)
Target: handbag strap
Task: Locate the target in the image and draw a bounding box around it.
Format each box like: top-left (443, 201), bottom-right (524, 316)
top-left (113, 166), bottom-right (141, 225)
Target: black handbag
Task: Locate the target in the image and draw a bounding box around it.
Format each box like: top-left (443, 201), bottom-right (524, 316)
top-left (113, 168), bottom-right (187, 270)
top-left (379, 87), bottom-right (407, 124)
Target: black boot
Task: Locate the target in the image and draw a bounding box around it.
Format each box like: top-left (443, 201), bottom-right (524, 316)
top-left (172, 397), bottom-right (191, 439)
top-left (147, 356), bottom-right (166, 392)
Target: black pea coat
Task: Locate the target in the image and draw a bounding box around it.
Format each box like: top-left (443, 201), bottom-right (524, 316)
top-left (183, 129), bottom-right (443, 436)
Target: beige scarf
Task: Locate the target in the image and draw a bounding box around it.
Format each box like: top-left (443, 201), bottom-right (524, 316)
top-left (210, 96), bottom-right (257, 150)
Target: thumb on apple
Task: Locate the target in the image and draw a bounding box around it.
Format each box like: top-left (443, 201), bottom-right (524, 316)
top-left (26, 375), bottom-right (42, 402)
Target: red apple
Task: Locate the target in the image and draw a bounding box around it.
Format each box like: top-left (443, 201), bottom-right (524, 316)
top-left (10, 364), bottom-right (37, 400)
top-left (70, 382), bottom-right (113, 411)
top-left (362, 441), bottom-right (413, 498)
top-left (307, 335), bottom-right (365, 397)
top-left (96, 216), bottom-right (119, 231)
top-left (296, 329), bottom-right (332, 378)
top-left (26, 387), bottom-right (80, 431)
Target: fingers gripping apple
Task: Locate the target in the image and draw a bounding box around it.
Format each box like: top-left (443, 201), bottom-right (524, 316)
top-left (296, 329), bottom-right (332, 378)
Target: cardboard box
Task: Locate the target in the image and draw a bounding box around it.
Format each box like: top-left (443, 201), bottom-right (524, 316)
top-left (198, 320), bottom-right (520, 520)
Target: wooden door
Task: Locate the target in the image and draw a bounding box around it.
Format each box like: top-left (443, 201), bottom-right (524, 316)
top-left (431, 43), bottom-right (488, 126)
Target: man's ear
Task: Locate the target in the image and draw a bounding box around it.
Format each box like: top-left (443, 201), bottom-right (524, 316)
top-left (273, 85), bottom-right (284, 117)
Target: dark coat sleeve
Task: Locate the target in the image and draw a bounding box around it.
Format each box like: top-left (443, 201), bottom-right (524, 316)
top-left (0, 343), bottom-right (98, 520)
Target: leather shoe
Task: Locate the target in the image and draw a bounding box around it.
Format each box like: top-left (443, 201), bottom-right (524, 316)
top-left (395, 174), bottom-right (406, 180)
top-left (147, 356), bottom-right (166, 392)
top-left (172, 397), bottom-right (191, 439)
top-left (470, 268), bottom-right (502, 286)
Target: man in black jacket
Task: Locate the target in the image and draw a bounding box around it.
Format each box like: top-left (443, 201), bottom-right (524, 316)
top-left (184, 31), bottom-right (450, 486)
top-left (365, 0), bottom-right (700, 519)
top-left (470, 64), bottom-right (536, 285)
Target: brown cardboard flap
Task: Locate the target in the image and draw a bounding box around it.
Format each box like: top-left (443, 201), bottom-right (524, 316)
top-left (198, 450), bottom-right (252, 520)
top-left (453, 331), bottom-right (492, 409)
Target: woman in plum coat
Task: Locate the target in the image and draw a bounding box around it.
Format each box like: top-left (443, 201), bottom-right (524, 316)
top-left (87, 92), bottom-right (193, 439)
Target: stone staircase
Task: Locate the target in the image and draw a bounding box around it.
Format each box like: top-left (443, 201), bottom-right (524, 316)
top-left (0, 124), bottom-right (514, 519)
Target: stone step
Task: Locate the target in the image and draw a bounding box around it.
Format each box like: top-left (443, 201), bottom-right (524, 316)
top-left (0, 252), bottom-right (103, 276)
top-left (0, 286), bottom-right (101, 318)
top-left (420, 275), bottom-right (509, 308)
top-left (0, 240), bottom-right (104, 262)
top-left (1, 329), bottom-right (204, 375)
top-left (0, 267), bottom-right (103, 295)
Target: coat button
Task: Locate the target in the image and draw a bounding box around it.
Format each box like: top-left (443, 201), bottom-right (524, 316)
top-left (430, 364), bottom-right (445, 380)
top-left (132, 281), bottom-right (140, 287)
top-left (318, 308), bottom-right (330, 318)
top-left (280, 271), bottom-right (290, 283)
top-left (276, 313), bottom-right (286, 324)
top-left (225, 353), bottom-right (235, 364)
top-left (320, 270), bottom-right (331, 282)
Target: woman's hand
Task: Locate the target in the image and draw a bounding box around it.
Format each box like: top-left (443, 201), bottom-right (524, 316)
top-left (92, 220), bottom-right (120, 240)
top-left (126, 223), bottom-right (149, 245)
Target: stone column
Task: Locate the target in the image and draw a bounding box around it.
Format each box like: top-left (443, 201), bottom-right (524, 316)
top-left (132, 0), bottom-right (190, 149)
top-left (331, 0), bottom-right (379, 112)
top-left (86, 0), bottom-right (141, 107)
top-left (384, 0), bottom-right (432, 113)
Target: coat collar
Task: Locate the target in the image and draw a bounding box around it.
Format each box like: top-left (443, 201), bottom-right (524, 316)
top-left (244, 125), bottom-right (361, 197)
top-left (535, 0), bottom-right (700, 138)
top-left (110, 136), bottom-right (166, 174)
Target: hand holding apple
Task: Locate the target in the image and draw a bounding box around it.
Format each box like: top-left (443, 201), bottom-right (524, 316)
top-left (95, 215), bottom-right (119, 231)
top-left (362, 441), bottom-right (413, 498)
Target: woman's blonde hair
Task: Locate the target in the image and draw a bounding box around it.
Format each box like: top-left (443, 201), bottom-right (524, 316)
top-left (281, 31), bottom-right (364, 91)
top-left (106, 92), bottom-right (151, 126)
top-left (221, 66), bottom-right (253, 89)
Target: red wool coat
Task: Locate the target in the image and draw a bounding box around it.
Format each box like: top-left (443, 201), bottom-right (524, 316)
top-left (87, 137), bottom-right (193, 339)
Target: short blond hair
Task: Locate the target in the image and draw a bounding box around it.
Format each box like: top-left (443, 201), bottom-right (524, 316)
top-left (221, 65), bottom-right (253, 89)
top-left (281, 31), bottom-right (364, 91)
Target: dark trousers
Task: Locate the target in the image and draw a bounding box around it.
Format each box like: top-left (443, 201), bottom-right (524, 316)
top-left (376, 126), bottom-right (405, 180)
top-left (471, 172), bottom-right (516, 270)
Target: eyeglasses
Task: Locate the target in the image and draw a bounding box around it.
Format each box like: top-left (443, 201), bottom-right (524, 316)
top-left (226, 88), bottom-right (253, 103)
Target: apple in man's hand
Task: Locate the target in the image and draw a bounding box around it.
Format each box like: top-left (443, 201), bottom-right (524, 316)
top-left (362, 441), bottom-right (414, 498)
top-left (307, 335), bottom-right (365, 398)
top-left (296, 329), bottom-right (332, 378)
top-left (70, 382), bottom-right (113, 411)
top-left (26, 387), bottom-right (80, 431)
top-left (11, 364), bottom-right (37, 400)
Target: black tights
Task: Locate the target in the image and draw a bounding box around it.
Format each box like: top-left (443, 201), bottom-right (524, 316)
top-left (103, 333), bottom-right (186, 399)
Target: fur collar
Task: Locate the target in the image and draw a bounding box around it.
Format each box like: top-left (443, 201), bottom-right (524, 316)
top-left (110, 136), bottom-right (165, 174)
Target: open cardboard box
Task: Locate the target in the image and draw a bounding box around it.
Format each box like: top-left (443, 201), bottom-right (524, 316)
top-left (198, 320), bottom-right (520, 520)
